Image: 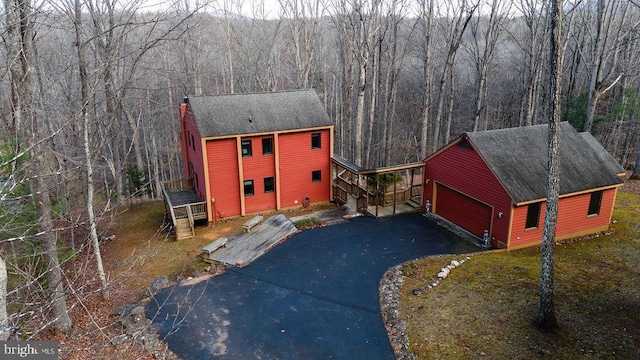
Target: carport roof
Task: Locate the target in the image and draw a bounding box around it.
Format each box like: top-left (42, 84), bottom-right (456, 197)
top-left (460, 122), bottom-right (624, 203)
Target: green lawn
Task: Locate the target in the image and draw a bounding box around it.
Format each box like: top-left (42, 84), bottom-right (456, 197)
top-left (399, 192), bottom-right (640, 359)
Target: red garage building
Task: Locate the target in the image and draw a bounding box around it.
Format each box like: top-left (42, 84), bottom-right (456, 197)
top-left (180, 90), bottom-right (334, 222)
top-left (422, 122), bottom-right (625, 249)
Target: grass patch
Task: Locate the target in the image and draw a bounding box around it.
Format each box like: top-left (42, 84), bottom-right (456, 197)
top-left (399, 192), bottom-right (640, 359)
top-left (101, 201), bottom-right (245, 301)
top-left (293, 217), bottom-right (324, 230)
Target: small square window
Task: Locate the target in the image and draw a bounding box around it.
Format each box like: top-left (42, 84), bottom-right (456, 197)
top-left (241, 140), bottom-right (252, 157)
top-left (588, 190), bottom-right (603, 216)
top-left (264, 177), bottom-right (274, 193)
top-left (311, 133), bottom-right (321, 149)
top-left (262, 138), bottom-right (273, 155)
top-left (244, 180), bottom-right (254, 196)
top-left (525, 203), bottom-right (541, 229)
top-left (312, 170), bottom-right (322, 182)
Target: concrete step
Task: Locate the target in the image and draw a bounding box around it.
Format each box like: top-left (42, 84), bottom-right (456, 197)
top-left (407, 198), bottom-right (422, 209)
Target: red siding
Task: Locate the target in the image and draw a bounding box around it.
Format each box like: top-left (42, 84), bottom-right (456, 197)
top-left (510, 189), bottom-right (617, 247)
top-left (207, 139), bottom-right (241, 218)
top-left (424, 141), bottom-right (512, 247)
top-left (183, 105), bottom-right (206, 200)
top-left (279, 130), bottom-right (331, 208)
top-left (241, 136), bottom-right (277, 214)
top-left (436, 183), bottom-right (493, 238)
top-left (510, 203), bottom-right (546, 247)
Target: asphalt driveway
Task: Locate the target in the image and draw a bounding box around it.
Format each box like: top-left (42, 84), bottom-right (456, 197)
top-left (146, 213), bottom-right (479, 359)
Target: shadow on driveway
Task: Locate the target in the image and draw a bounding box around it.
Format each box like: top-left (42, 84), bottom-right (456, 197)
top-left (146, 213), bottom-right (480, 359)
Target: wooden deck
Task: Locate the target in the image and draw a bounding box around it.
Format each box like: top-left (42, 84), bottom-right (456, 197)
top-left (166, 190), bottom-right (199, 206)
top-left (205, 214), bottom-right (298, 267)
top-left (161, 179), bottom-right (208, 240)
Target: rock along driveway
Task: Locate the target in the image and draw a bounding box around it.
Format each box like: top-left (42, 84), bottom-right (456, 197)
top-left (146, 213), bottom-right (479, 359)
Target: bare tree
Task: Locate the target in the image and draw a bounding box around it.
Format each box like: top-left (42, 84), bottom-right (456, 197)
top-left (432, 0), bottom-right (478, 152)
top-left (280, 0), bottom-right (322, 89)
top-left (419, 0), bottom-right (434, 159)
top-left (535, 0), bottom-right (564, 331)
top-left (582, 0), bottom-right (628, 132)
top-left (70, 0), bottom-right (109, 300)
top-left (514, 0), bottom-right (548, 126)
top-left (0, 255), bottom-right (8, 340)
top-left (382, 0), bottom-right (412, 166)
top-left (467, 0), bottom-right (510, 132)
top-left (5, 0), bottom-right (73, 334)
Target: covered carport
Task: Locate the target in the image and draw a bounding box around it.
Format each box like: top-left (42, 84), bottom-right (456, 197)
top-left (331, 155), bottom-right (424, 218)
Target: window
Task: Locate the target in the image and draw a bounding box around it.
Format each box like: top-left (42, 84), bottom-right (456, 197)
top-left (262, 138), bottom-right (273, 155)
top-left (244, 180), bottom-right (254, 196)
top-left (191, 134), bottom-right (195, 151)
top-left (525, 203), bottom-right (541, 229)
top-left (588, 190), bottom-right (603, 216)
top-left (241, 140), bottom-right (252, 157)
top-left (312, 170), bottom-right (322, 182)
top-left (264, 177), bottom-right (274, 193)
top-left (311, 133), bottom-right (321, 149)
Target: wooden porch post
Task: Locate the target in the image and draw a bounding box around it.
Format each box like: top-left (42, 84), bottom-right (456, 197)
top-left (393, 171), bottom-right (398, 215)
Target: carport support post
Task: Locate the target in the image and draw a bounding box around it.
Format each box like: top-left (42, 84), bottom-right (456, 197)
top-left (374, 174), bottom-right (379, 217)
top-left (392, 171), bottom-right (397, 215)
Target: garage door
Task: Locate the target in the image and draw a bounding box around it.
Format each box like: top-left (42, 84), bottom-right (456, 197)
top-left (435, 183), bottom-right (492, 238)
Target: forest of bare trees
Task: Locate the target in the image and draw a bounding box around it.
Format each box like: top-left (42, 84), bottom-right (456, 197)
top-left (0, 0), bottom-right (639, 350)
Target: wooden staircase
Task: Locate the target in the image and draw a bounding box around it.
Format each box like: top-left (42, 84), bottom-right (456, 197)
top-left (160, 179), bottom-right (207, 240)
top-left (174, 218), bottom-right (194, 240)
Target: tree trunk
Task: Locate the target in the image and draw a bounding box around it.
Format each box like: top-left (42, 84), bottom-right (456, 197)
top-left (355, 59), bottom-right (367, 166)
top-left (535, 0), bottom-right (563, 332)
top-left (365, 37), bottom-right (379, 168)
top-left (6, 0), bottom-right (73, 334)
top-left (0, 256), bottom-right (8, 340)
top-left (33, 144), bottom-right (74, 334)
top-left (631, 135), bottom-right (640, 179)
top-left (582, 0), bottom-right (626, 132)
top-left (432, 1), bottom-right (477, 152)
top-left (419, 0), bottom-right (434, 159)
top-left (74, 0), bottom-right (109, 300)
top-left (471, 0), bottom-right (505, 132)
top-left (444, 71), bottom-right (455, 144)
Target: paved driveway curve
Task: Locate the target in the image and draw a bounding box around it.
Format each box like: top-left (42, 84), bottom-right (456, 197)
top-left (146, 213), bottom-right (479, 359)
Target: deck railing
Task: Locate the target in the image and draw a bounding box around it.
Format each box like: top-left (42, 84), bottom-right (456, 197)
top-left (334, 177), bottom-right (423, 211)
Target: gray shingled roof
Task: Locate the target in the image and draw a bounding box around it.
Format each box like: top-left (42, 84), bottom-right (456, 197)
top-left (579, 132), bottom-right (626, 176)
top-left (187, 90), bottom-right (333, 137)
top-left (465, 122), bottom-right (624, 204)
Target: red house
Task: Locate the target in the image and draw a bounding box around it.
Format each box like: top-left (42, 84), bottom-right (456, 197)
top-left (180, 90), bottom-right (334, 222)
top-left (422, 122), bottom-right (625, 249)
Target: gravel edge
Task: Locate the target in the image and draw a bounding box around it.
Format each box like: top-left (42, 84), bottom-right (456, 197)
top-left (379, 264), bottom-right (415, 360)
